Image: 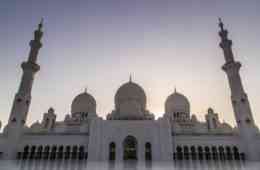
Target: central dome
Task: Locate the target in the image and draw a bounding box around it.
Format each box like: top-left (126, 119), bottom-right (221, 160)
top-left (114, 80), bottom-right (147, 119)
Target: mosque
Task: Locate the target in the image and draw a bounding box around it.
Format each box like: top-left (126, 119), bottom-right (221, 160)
top-left (0, 19), bottom-right (259, 161)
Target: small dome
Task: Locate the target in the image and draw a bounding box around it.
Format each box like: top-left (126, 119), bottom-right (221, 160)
top-left (71, 91), bottom-right (96, 114)
top-left (114, 80), bottom-right (147, 119)
top-left (165, 90), bottom-right (190, 114)
top-left (208, 107), bottom-right (214, 114)
top-left (191, 114), bottom-right (198, 122)
top-left (31, 121), bottom-right (42, 129)
top-left (48, 107), bottom-right (55, 114)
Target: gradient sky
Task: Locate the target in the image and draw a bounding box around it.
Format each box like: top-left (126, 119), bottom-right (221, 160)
top-left (1, 0), bottom-right (260, 128)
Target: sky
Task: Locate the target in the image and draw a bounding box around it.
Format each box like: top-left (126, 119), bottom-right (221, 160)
top-left (0, 0), bottom-right (260, 128)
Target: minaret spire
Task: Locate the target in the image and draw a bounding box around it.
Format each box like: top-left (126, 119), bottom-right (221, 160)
top-left (218, 18), bottom-right (235, 63)
top-left (28, 19), bottom-right (44, 63)
top-left (218, 18), bottom-right (224, 32)
top-left (218, 19), bottom-right (258, 160)
top-left (39, 18), bottom-right (43, 31)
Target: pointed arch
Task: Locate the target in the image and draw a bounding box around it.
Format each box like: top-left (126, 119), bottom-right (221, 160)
top-left (212, 146), bottom-right (218, 160)
top-left (22, 145), bottom-right (29, 159)
top-left (65, 146), bottom-right (71, 160)
top-left (198, 146), bottom-right (203, 160)
top-left (204, 146), bottom-right (211, 160)
top-left (233, 146), bottom-right (240, 160)
top-left (79, 146), bottom-right (85, 160)
top-left (176, 146), bottom-right (183, 160)
top-left (218, 146), bottom-right (225, 160)
top-left (36, 146), bottom-right (43, 159)
top-left (72, 145), bottom-right (78, 159)
top-left (190, 146), bottom-right (196, 160)
top-left (145, 142), bottom-right (152, 161)
top-left (50, 145), bottom-right (57, 160)
top-left (109, 142), bottom-right (116, 161)
top-left (123, 136), bottom-right (138, 160)
top-left (43, 145), bottom-right (50, 160)
top-left (183, 146), bottom-right (189, 160)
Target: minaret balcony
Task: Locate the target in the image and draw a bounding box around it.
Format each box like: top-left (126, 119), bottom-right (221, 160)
top-left (222, 61), bottom-right (241, 74)
top-left (21, 62), bottom-right (40, 72)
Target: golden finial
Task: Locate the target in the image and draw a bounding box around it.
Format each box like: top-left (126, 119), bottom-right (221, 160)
top-left (38, 18), bottom-right (43, 31)
top-left (218, 17), bottom-right (224, 31)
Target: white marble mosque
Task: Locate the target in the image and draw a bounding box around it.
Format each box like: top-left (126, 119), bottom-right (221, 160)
top-left (0, 19), bottom-right (260, 162)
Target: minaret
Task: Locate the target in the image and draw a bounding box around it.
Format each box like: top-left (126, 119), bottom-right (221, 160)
top-left (218, 18), bottom-right (259, 160)
top-left (7, 20), bottom-right (43, 128)
top-left (5, 20), bottom-right (43, 158)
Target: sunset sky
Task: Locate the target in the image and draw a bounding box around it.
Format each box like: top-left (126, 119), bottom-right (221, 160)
top-left (1, 0), bottom-right (260, 128)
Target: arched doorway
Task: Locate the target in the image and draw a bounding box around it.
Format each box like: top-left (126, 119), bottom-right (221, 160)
top-left (123, 136), bottom-right (137, 160)
top-left (176, 146), bottom-right (183, 160)
top-left (79, 146), bottom-right (85, 160)
top-left (58, 146), bottom-right (63, 159)
top-left (233, 146), bottom-right (240, 160)
top-left (23, 145), bottom-right (29, 159)
top-left (145, 142), bottom-right (152, 161)
top-left (190, 146), bottom-right (196, 160)
top-left (109, 142), bottom-right (116, 161)
top-left (183, 146), bottom-right (189, 160)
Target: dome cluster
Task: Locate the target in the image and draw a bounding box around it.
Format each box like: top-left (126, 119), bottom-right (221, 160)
top-left (71, 80), bottom-right (190, 120)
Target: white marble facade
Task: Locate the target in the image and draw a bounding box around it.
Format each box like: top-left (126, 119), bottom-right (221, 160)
top-left (0, 19), bottom-right (259, 161)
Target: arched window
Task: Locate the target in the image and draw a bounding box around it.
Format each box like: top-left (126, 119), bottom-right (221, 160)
top-left (212, 118), bottom-right (217, 128)
top-left (43, 146), bottom-right (50, 160)
top-left (226, 146), bottom-right (232, 160)
top-left (123, 136), bottom-right (138, 160)
top-left (79, 146), bottom-right (85, 160)
top-left (207, 120), bottom-right (210, 130)
top-left (72, 145), bottom-right (78, 159)
top-left (145, 142), bottom-right (152, 161)
top-left (16, 152), bottom-right (22, 160)
top-left (22, 145), bottom-right (29, 159)
top-left (240, 152), bottom-right (245, 161)
top-left (212, 146), bottom-right (218, 160)
top-left (11, 118), bottom-right (17, 123)
top-left (204, 146), bottom-right (211, 160)
top-left (233, 146), bottom-right (240, 160)
top-left (190, 146), bottom-right (196, 160)
top-left (51, 119), bottom-right (55, 129)
top-left (198, 146), bottom-right (203, 160)
top-left (45, 118), bottom-right (49, 128)
top-left (184, 146), bottom-right (189, 160)
top-left (109, 142), bottom-right (116, 161)
top-left (29, 146), bottom-right (36, 159)
top-left (36, 146), bottom-right (43, 159)
top-left (58, 146), bottom-right (63, 159)
top-left (65, 146), bottom-right (71, 160)
top-left (218, 146), bottom-right (225, 160)
top-left (176, 146), bottom-right (183, 160)
top-left (50, 145), bottom-right (57, 160)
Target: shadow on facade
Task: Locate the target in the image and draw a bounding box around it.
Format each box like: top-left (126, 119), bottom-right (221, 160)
top-left (5, 159), bottom-right (247, 170)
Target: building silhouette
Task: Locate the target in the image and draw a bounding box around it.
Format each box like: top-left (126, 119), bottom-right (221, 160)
top-left (0, 19), bottom-right (259, 161)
